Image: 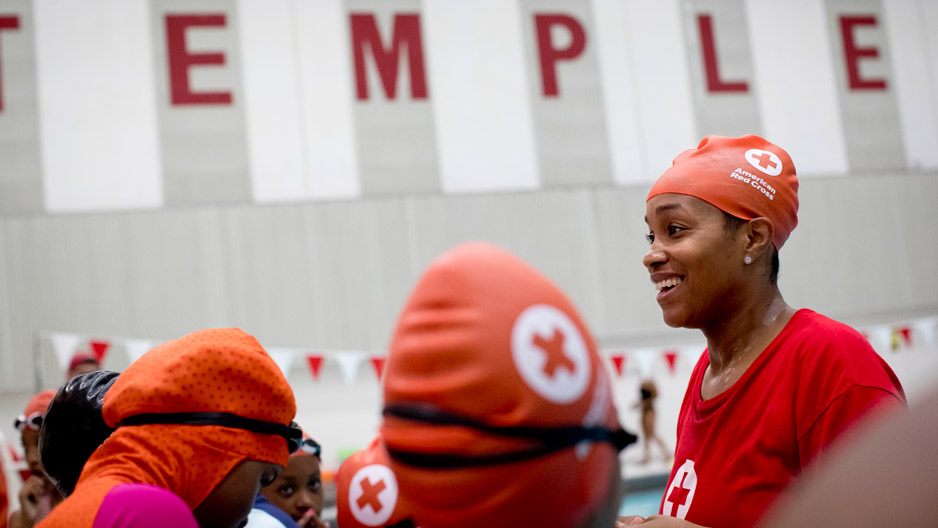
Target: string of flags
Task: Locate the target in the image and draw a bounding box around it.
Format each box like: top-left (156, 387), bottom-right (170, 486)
top-left (41, 315), bottom-right (938, 386)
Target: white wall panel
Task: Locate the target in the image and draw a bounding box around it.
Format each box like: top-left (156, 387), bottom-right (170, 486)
top-left (883, 0), bottom-right (938, 170)
top-left (926, 1), bottom-right (938, 139)
top-left (424, 0), bottom-right (539, 193)
top-left (407, 190), bottom-right (608, 331)
top-left (593, 0), bottom-right (647, 185)
top-left (238, 0), bottom-right (306, 202)
top-left (746, 0), bottom-right (848, 175)
top-left (292, 0), bottom-right (360, 200)
top-left (623, 0), bottom-right (697, 180)
top-left (35, 0), bottom-right (163, 212)
top-left (239, 0), bottom-right (360, 202)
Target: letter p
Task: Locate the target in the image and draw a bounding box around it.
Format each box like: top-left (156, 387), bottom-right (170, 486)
top-left (534, 14), bottom-right (586, 97)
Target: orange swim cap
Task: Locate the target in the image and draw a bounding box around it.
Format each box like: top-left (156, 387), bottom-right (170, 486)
top-left (336, 437), bottom-right (415, 528)
top-left (381, 242), bottom-right (631, 528)
top-left (647, 134), bottom-right (799, 249)
top-left (24, 390), bottom-right (57, 417)
top-left (99, 328), bottom-right (296, 504)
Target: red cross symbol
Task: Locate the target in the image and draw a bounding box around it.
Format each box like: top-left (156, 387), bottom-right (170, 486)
top-left (357, 477), bottom-right (386, 512)
top-left (752, 151), bottom-right (778, 171)
top-left (667, 471), bottom-right (692, 508)
top-left (532, 328), bottom-right (575, 377)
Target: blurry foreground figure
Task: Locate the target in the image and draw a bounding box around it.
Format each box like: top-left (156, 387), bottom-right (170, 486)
top-left (36, 328), bottom-right (300, 528)
top-left (760, 386), bottom-right (938, 528)
top-left (381, 242), bottom-right (635, 528)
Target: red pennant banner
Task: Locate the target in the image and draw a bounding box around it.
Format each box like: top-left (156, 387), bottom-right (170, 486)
top-left (89, 339), bottom-right (111, 362)
top-left (8, 444), bottom-right (29, 482)
top-left (371, 356), bottom-right (387, 381)
top-left (609, 354), bottom-right (625, 377)
top-left (897, 326), bottom-right (912, 347)
top-left (306, 355), bottom-right (324, 380)
top-left (663, 350), bottom-right (678, 374)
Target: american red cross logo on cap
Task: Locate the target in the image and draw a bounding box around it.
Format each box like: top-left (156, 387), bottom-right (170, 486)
top-left (744, 149), bottom-right (783, 176)
top-left (532, 329), bottom-right (576, 377)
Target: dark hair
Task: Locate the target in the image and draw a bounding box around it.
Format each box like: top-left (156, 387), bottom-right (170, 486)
top-left (39, 370), bottom-right (119, 496)
top-left (723, 213), bottom-right (780, 285)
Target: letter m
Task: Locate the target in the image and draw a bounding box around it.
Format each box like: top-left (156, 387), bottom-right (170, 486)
top-left (350, 13), bottom-right (428, 100)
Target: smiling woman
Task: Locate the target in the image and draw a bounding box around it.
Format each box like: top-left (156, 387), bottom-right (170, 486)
top-left (618, 135), bottom-right (907, 528)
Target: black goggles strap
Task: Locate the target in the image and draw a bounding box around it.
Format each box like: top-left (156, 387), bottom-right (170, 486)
top-left (382, 403), bottom-right (636, 469)
top-left (117, 412), bottom-right (302, 453)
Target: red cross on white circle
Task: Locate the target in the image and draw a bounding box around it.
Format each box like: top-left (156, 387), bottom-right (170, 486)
top-left (349, 464), bottom-right (398, 526)
top-left (744, 149), bottom-right (783, 176)
top-left (511, 304), bottom-right (591, 404)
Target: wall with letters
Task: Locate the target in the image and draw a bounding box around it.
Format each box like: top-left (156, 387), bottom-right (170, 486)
top-left (0, 0), bottom-right (936, 402)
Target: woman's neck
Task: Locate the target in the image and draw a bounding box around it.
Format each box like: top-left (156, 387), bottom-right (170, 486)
top-left (702, 289), bottom-right (794, 379)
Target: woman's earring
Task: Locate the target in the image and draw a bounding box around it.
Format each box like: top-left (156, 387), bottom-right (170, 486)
top-left (744, 256), bottom-right (753, 265)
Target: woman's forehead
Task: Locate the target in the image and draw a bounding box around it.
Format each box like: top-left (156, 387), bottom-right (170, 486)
top-left (646, 194), bottom-right (723, 221)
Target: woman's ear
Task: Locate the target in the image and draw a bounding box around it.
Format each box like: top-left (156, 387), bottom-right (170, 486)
top-left (745, 217), bottom-right (775, 257)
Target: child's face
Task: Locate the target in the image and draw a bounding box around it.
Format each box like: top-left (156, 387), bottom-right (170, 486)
top-left (261, 455), bottom-right (324, 521)
top-left (22, 427), bottom-right (43, 474)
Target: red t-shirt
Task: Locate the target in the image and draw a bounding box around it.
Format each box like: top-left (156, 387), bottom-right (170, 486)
top-left (659, 309), bottom-right (905, 527)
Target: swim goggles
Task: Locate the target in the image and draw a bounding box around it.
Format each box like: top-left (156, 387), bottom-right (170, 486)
top-left (118, 412), bottom-right (304, 454)
top-left (383, 403), bottom-right (636, 468)
top-left (14, 412), bottom-right (44, 432)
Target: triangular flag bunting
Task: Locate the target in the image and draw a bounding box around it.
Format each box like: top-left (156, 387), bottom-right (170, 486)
top-left (913, 318), bottom-right (937, 347)
top-left (896, 326), bottom-right (912, 347)
top-left (50, 333), bottom-right (81, 371)
top-left (371, 356), bottom-right (387, 381)
top-left (867, 325), bottom-right (892, 354)
top-left (88, 339), bottom-right (111, 362)
top-left (306, 355), bottom-right (324, 381)
top-left (631, 349), bottom-right (656, 379)
top-left (663, 350), bottom-right (679, 374)
top-left (678, 344), bottom-right (706, 366)
top-left (124, 339), bottom-right (154, 364)
top-left (266, 347), bottom-right (296, 376)
top-left (335, 352), bottom-right (365, 386)
top-left (609, 354), bottom-right (625, 377)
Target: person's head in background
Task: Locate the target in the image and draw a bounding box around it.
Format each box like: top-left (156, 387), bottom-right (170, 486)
top-left (381, 242), bottom-right (635, 528)
top-left (260, 435), bottom-right (325, 522)
top-left (66, 352), bottom-right (100, 381)
top-left (39, 327), bottom-right (298, 528)
top-left (16, 390), bottom-right (57, 480)
top-left (39, 370), bottom-right (119, 497)
top-left (335, 436), bottom-right (415, 528)
top-left (12, 389), bottom-right (63, 527)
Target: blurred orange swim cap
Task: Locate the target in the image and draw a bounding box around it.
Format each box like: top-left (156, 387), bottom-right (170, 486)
top-left (647, 134), bottom-right (799, 250)
top-left (381, 242), bottom-right (631, 528)
top-left (336, 437), bottom-right (415, 528)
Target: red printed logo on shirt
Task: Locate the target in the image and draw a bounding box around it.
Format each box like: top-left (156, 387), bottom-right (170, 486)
top-left (662, 460), bottom-right (698, 519)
